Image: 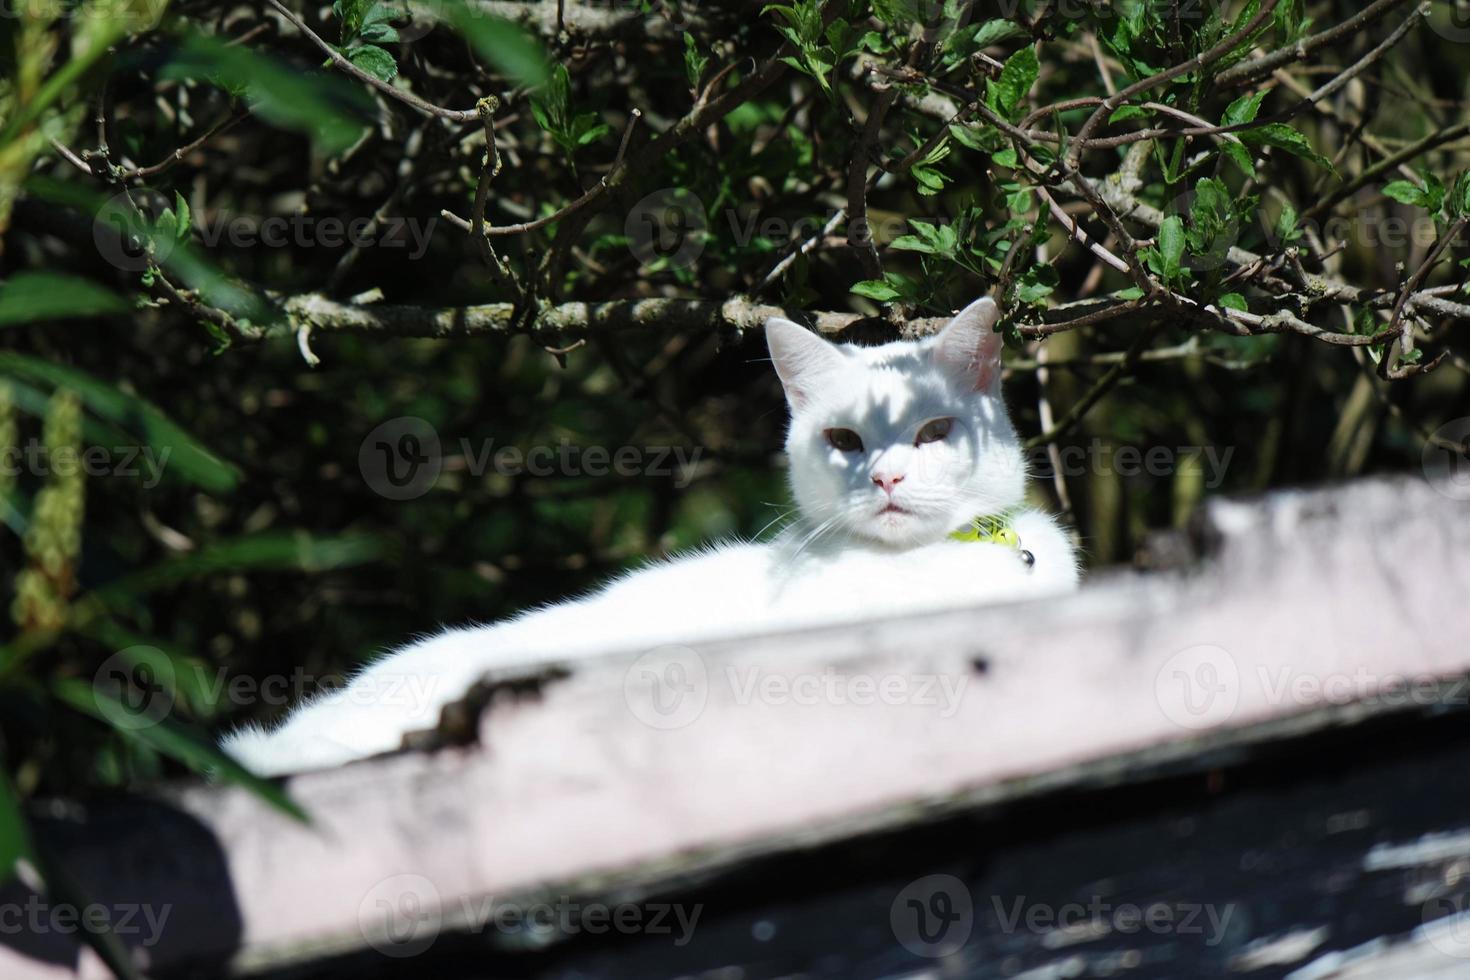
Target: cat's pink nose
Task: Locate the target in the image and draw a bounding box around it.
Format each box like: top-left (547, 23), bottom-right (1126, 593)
top-left (872, 473), bottom-right (905, 494)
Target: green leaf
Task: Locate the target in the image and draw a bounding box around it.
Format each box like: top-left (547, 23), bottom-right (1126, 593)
top-left (358, 4), bottom-right (400, 43)
top-left (902, 219), bottom-right (956, 256)
top-left (890, 235), bottom-right (937, 254)
top-left (1159, 215), bottom-right (1185, 279)
top-left (359, 21), bottom-right (400, 43)
top-left (950, 122), bottom-right (997, 152)
top-left (172, 191), bottom-right (191, 241)
top-left (54, 679), bottom-right (310, 824)
top-left (989, 46), bottom-right (1039, 118)
top-left (1382, 180), bottom-right (1428, 206)
top-left (971, 19), bottom-right (1028, 48)
top-left (1275, 204), bottom-right (1300, 244)
top-left (155, 207), bottom-right (179, 245)
top-left (1016, 263), bottom-right (1059, 304)
top-left (1241, 123), bottom-right (1333, 171)
top-left (347, 43), bottom-right (397, 82)
top-left (333, 0), bottom-right (374, 37)
top-left (1221, 140), bottom-right (1254, 178)
top-left (1222, 91), bottom-right (1267, 127)
top-left (683, 34), bottom-right (708, 89)
top-left (851, 279), bottom-right (900, 301)
top-left (0, 273), bottom-right (127, 326)
top-left (1116, 287), bottom-right (1146, 300)
top-left (1453, 170), bottom-right (1470, 217)
top-left (944, 18), bottom-right (1028, 67)
top-left (1218, 292), bottom-right (1248, 311)
top-left (1418, 169), bottom-right (1447, 213)
top-left (0, 352), bottom-right (240, 493)
top-left (571, 112), bottom-right (611, 146)
top-left (912, 165), bottom-right (949, 194)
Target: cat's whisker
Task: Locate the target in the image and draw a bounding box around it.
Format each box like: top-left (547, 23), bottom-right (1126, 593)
top-left (752, 506), bottom-right (800, 541)
top-left (785, 513), bottom-right (844, 566)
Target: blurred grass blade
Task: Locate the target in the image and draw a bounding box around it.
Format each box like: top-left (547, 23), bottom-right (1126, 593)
top-left (86, 531), bottom-right (386, 606)
top-left (0, 273), bottom-right (128, 326)
top-left (28, 841), bottom-right (146, 980)
top-left (2, 376), bottom-right (177, 476)
top-left (23, 174), bottom-right (273, 324)
top-left (0, 771), bottom-right (35, 884)
top-left (440, 0), bottom-right (550, 88)
top-left (53, 679), bottom-right (310, 824)
top-left (71, 618), bottom-right (221, 721)
top-left (0, 352), bottom-right (241, 493)
top-left (163, 34), bottom-right (371, 156)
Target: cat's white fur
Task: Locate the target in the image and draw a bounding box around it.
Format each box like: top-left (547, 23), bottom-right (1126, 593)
top-left (222, 297), bottom-right (1080, 775)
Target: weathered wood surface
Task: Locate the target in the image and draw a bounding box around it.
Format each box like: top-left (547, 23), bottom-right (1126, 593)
top-left (1, 476), bottom-right (1467, 978)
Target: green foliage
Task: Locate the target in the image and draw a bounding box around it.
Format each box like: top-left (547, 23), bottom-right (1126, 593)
top-left (684, 35), bottom-right (710, 90)
top-left (532, 64), bottom-right (613, 159)
top-left (765, 0), bottom-right (862, 95)
top-left (909, 138), bottom-right (952, 197)
top-left (334, 0), bottom-right (401, 82)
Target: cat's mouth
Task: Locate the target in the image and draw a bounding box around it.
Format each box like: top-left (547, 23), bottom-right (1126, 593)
top-left (877, 502), bottom-right (912, 516)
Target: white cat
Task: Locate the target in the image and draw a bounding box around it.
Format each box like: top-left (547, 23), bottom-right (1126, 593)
top-left (222, 297), bottom-right (1080, 775)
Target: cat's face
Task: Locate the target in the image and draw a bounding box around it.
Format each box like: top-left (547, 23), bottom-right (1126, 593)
top-left (766, 298), bottom-right (1026, 548)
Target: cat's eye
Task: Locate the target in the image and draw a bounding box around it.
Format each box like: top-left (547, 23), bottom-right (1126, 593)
top-left (915, 418), bottom-right (954, 445)
top-left (825, 428), bottom-right (864, 453)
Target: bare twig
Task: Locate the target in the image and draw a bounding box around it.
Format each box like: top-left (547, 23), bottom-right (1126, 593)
top-left (1215, 0), bottom-right (1418, 88)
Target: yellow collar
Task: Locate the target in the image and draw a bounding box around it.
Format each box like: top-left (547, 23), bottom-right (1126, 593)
top-left (949, 510), bottom-right (1022, 548)
top-left (950, 511), bottom-right (1036, 567)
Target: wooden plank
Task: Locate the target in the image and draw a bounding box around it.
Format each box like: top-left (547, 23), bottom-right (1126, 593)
top-left (1, 476), bottom-right (1466, 977)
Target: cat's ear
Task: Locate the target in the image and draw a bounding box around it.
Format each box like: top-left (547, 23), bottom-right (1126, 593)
top-left (931, 296), bottom-right (1004, 392)
top-left (765, 317), bottom-right (846, 409)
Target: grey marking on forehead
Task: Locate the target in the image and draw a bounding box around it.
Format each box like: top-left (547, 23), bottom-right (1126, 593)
top-left (855, 344), bottom-right (930, 371)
